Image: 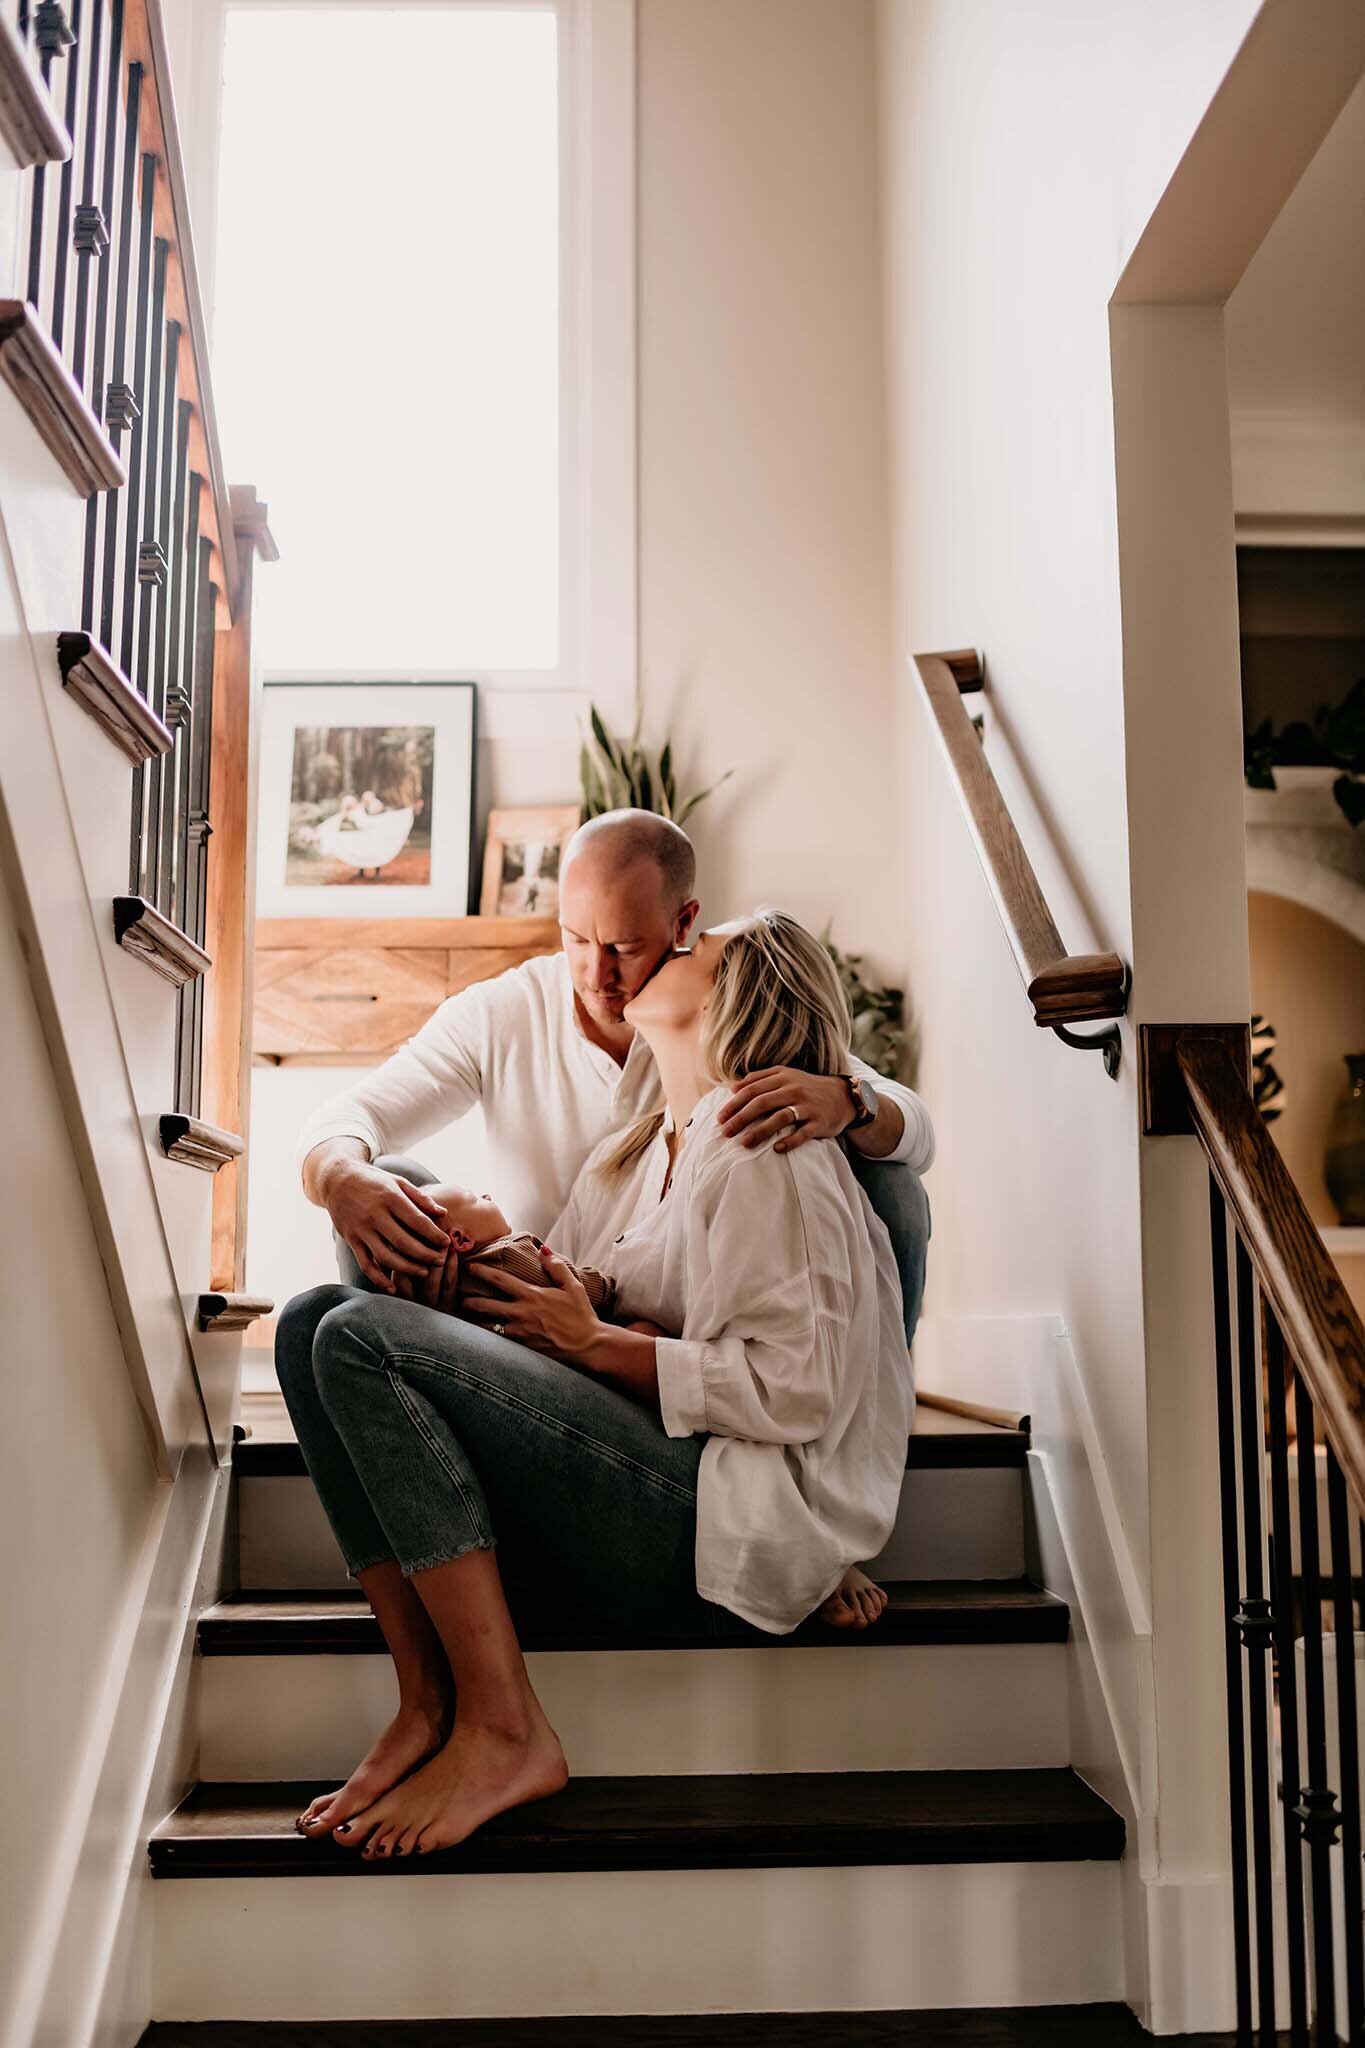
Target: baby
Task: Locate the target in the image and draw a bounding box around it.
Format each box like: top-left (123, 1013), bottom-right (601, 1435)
top-left (416, 1182), bottom-right (616, 1318)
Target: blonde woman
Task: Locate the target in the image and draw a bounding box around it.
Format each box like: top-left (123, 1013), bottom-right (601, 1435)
top-left (274, 911), bottom-right (912, 1862)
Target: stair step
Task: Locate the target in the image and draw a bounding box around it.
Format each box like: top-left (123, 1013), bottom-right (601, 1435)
top-left (230, 1403), bottom-right (1030, 1478)
top-left (199, 1578), bottom-right (1067, 1655)
top-left (139, 2003), bottom-right (1160, 2044)
top-left (151, 1769), bottom-right (1122, 1879)
top-left (196, 1582), bottom-right (1070, 1779)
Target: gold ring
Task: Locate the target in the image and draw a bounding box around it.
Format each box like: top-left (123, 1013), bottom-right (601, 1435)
top-left (787, 1105), bottom-right (801, 1127)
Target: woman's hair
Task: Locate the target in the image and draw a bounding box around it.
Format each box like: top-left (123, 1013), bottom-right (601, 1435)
top-left (602, 909), bottom-right (853, 1177)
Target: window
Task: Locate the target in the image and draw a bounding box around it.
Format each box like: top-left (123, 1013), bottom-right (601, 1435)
top-left (213, 5), bottom-right (561, 672)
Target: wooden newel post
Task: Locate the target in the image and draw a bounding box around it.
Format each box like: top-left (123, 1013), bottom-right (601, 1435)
top-left (203, 483), bottom-right (278, 1290)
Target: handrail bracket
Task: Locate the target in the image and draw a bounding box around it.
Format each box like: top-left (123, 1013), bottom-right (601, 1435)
top-left (1051, 1019), bottom-right (1124, 1079)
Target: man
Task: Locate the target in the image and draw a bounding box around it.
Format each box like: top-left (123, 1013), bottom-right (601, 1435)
top-left (299, 809), bottom-right (932, 1330)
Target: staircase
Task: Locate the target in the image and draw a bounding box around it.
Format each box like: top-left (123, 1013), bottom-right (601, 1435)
top-left (141, 1402), bottom-right (1133, 2033)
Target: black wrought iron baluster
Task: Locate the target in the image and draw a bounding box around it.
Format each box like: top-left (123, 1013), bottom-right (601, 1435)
top-left (48, 0), bottom-right (82, 350)
top-left (117, 147), bottom-right (154, 679)
top-left (172, 471), bottom-right (202, 934)
top-left (1326, 1446), bottom-right (1364, 2042)
top-left (1266, 1310), bottom-right (1311, 2038)
top-left (158, 400), bottom-right (191, 917)
top-left (127, 232), bottom-right (166, 896)
top-left (1294, 1374), bottom-right (1340, 2040)
top-left (1232, 1237), bottom-right (1278, 2037)
top-left (80, 0), bottom-right (123, 632)
top-left (25, 0), bottom-right (75, 308)
top-left (175, 537), bottom-right (215, 1113)
top-left (1210, 1173), bottom-right (1254, 2036)
top-left (97, 56), bottom-right (141, 647)
top-left (69, 0), bottom-right (107, 390)
top-left (144, 314), bottom-right (178, 905)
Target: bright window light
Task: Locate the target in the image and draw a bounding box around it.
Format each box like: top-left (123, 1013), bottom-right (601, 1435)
top-left (214, 6), bottom-right (559, 670)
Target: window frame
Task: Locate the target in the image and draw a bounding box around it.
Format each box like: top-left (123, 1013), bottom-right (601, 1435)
top-left (183, 0), bottom-right (637, 730)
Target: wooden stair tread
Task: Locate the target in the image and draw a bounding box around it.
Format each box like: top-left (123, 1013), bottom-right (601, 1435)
top-left (149, 1768), bottom-right (1122, 1878)
top-left (202, 1578), bottom-right (1068, 1654)
top-left (137, 2003), bottom-right (1170, 2045)
top-left (232, 1391), bottom-right (1029, 1475)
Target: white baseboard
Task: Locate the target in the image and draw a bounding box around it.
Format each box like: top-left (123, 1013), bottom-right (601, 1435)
top-left (10, 1449), bottom-right (232, 2048)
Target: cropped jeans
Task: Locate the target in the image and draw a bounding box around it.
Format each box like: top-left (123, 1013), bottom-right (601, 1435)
top-left (276, 1145), bottom-right (930, 1640)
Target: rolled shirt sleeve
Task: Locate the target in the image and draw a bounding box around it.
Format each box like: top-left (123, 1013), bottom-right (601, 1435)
top-left (848, 1056), bottom-right (935, 1173)
top-left (653, 1149), bottom-right (852, 1446)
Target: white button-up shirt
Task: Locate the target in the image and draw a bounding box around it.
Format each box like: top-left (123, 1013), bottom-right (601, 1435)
top-left (551, 1088), bottom-right (915, 1634)
top-left (298, 952), bottom-right (934, 1239)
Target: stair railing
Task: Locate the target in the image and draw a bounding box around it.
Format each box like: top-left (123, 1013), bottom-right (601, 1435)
top-left (3, 0), bottom-right (241, 1117)
top-left (1144, 1027), bottom-right (1365, 2044)
top-left (914, 643), bottom-right (1365, 2038)
top-left (912, 650), bottom-right (1129, 1076)
top-left (2, 0), bottom-right (275, 1318)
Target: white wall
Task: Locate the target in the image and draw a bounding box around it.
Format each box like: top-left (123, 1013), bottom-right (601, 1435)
top-left (874, 2), bottom-right (1289, 2029)
top-left (637, 0), bottom-right (900, 961)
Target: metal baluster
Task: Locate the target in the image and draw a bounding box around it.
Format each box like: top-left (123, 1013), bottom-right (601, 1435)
top-left (1211, 1173), bottom-right (1254, 2035)
top-left (144, 314), bottom-right (178, 905)
top-left (48, 0), bottom-right (82, 350)
top-left (26, 1), bottom-right (75, 308)
top-left (1233, 1239), bottom-right (1279, 2036)
top-left (1326, 1446), bottom-right (1364, 2041)
top-left (158, 400), bottom-right (191, 917)
top-left (172, 472), bottom-right (202, 932)
top-left (117, 148), bottom-right (154, 677)
top-left (81, 0), bottom-right (123, 632)
top-left (97, 56), bottom-right (141, 649)
top-left (1294, 1374), bottom-right (1341, 2040)
top-left (69, 0), bottom-right (107, 388)
top-left (175, 538), bottom-right (214, 1112)
top-left (1266, 1309), bottom-right (1311, 2037)
top-left (127, 233), bottom-right (166, 896)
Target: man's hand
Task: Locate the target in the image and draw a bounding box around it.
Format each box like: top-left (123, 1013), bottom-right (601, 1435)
top-left (717, 1068), bottom-right (855, 1154)
top-left (321, 1158), bottom-right (451, 1292)
top-left (462, 1246), bottom-right (601, 1363)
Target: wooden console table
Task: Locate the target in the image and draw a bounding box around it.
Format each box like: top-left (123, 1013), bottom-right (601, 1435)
top-left (253, 916), bottom-right (560, 1065)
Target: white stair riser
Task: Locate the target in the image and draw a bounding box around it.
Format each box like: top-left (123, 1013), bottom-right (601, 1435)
top-left (198, 1640), bottom-right (1069, 1779)
top-left (238, 1465), bottom-right (1027, 1590)
top-left (153, 1860), bottom-right (1123, 2020)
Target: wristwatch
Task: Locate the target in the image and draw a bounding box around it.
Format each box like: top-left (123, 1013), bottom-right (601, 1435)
top-left (840, 1072), bottom-right (879, 1134)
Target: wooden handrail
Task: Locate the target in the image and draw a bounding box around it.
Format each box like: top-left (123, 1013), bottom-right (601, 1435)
top-left (1177, 1033), bottom-right (1365, 1510)
top-left (912, 651), bottom-right (1129, 1031)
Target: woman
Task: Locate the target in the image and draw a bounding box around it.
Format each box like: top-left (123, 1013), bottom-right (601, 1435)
top-left (274, 910), bottom-right (912, 1862)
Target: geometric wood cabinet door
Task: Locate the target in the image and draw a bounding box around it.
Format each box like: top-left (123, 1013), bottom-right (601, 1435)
top-left (253, 917), bottom-right (561, 1064)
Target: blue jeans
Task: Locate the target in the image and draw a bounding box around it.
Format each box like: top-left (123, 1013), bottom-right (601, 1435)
top-left (337, 1148), bottom-right (932, 1346)
top-left (274, 1284), bottom-right (769, 1641)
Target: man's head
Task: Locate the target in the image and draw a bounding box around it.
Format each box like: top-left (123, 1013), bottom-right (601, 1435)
top-left (559, 809), bottom-right (700, 1031)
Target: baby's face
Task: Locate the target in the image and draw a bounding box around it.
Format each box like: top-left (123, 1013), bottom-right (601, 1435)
top-left (432, 1184), bottom-right (510, 1252)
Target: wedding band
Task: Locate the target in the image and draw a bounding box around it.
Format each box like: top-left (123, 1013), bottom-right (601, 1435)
top-left (787, 1106), bottom-right (801, 1128)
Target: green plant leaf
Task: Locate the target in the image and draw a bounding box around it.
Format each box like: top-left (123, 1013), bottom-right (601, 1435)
top-left (589, 705), bottom-right (624, 776)
top-left (676, 767), bottom-right (735, 825)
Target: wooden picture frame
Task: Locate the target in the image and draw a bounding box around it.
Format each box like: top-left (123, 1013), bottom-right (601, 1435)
top-left (480, 804), bottom-right (580, 919)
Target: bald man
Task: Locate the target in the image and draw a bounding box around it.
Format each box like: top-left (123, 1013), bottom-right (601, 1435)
top-left (299, 809), bottom-right (933, 1333)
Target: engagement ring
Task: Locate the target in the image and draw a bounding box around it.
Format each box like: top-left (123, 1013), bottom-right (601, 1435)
top-left (493, 1321), bottom-right (506, 1337)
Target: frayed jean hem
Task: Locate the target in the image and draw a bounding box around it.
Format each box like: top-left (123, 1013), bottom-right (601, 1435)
top-left (345, 1551), bottom-right (398, 1580)
top-left (402, 1534), bottom-right (497, 1578)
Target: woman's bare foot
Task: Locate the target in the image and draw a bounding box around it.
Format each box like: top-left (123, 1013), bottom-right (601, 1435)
top-left (296, 1692), bottom-right (452, 1838)
top-left (336, 1692), bottom-right (568, 1860)
top-left (820, 1564), bottom-right (889, 1630)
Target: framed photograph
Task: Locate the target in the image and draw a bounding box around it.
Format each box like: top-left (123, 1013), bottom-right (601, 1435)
top-left (480, 804), bottom-right (581, 918)
top-left (257, 682), bottom-right (478, 919)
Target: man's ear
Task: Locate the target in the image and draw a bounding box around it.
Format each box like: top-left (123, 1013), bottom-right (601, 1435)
top-left (675, 898), bottom-right (701, 946)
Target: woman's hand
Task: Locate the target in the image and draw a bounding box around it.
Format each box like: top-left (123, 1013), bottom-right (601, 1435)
top-left (462, 1246), bottom-right (601, 1363)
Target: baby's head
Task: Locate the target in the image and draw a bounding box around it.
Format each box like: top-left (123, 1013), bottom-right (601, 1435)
top-left (434, 1184), bottom-right (510, 1253)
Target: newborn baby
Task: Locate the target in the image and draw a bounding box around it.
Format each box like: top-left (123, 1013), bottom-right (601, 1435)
top-left (412, 1182), bottom-right (616, 1318)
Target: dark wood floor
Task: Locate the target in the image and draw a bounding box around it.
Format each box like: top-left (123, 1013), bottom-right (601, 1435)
top-left (137, 2012), bottom-right (1295, 2046)
top-left (137, 2011), bottom-right (1270, 2046)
